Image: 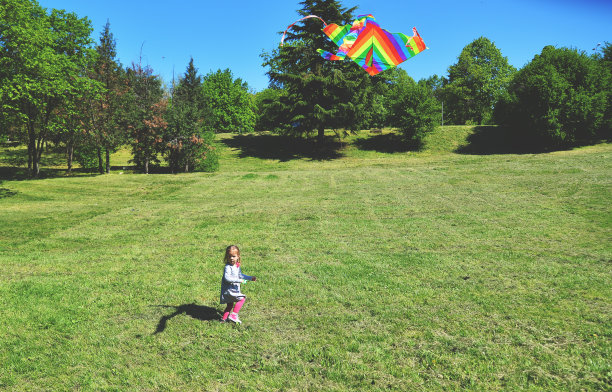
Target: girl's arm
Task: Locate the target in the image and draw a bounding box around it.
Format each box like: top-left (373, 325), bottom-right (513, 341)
top-left (239, 268), bottom-right (255, 281)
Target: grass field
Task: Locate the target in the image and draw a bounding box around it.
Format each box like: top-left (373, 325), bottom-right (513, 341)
top-left (1, 126), bottom-right (610, 391)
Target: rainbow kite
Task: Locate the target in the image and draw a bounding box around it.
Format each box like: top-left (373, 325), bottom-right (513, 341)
top-left (318, 14), bottom-right (427, 75)
top-left (282, 14), bottom-right (427, 76)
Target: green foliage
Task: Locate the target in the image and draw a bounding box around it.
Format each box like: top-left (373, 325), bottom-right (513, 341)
top-left (442, 37), bottom-right (515, 125)
top-left (173, 58), bottom-right (205, 113)
top-left (0, 0), bottom-right (95, 176)
top-left (72, 139), bottom-right (99, 170)
top-left (262, 0), bottom-right (373, 141)
top-left (387, 70), bottom-right (441, 144)
top-left (253, 88), bottom-right (287, 132)
top-left (201, 68), bottom-right (256, 134)
top-left (496, 46), bottom-right (610, 147)
top-left (595, 42), bottom-right (612, 135)
top-left (123, 63), bottom-right (166, 173)
top-left (86, 21), bottom-right (126, 173)
top-left (163, 60), bottom-right (218, 172)
top-left (193, 131), bottom-right (219, 172)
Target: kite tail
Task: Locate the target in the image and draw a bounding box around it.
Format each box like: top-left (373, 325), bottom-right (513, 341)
top-left (281, 15), bottom-right (328, 46)
top-left (317, 49), bottom-right (346, 61)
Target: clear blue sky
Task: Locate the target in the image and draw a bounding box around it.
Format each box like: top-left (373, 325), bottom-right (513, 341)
top-left (37, 0), bottom-right (611, 92)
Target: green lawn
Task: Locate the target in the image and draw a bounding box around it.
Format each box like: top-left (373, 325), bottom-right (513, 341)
top-left (1, 127), bottom-right (610, 391)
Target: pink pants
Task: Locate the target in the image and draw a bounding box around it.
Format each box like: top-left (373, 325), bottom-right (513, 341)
top-left (221, 297), bottom-right (245, 320)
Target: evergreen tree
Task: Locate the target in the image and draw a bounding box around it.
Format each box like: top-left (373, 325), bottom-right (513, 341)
top-left (124, 63), bottom-right (166, 174)
top-left (164, 58), bottom-right (218, 172)
top-left (88, 21), bottom-right (126, 173)
top-left (173, 58), bottom-right (204, 114)
top-left (262, 0), bottom-right (371, 142)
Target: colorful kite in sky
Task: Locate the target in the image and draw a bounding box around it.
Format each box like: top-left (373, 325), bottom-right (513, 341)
top-left (282, 14), bottom-right (427, 76)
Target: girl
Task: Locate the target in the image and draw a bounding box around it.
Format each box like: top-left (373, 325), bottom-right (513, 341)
top-left (220, 245), bottom-right (256, 324)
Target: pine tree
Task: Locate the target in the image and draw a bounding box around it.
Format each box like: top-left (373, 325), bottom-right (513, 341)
top-left (164, 58), bottom-right (217, 173)
top-left (88, 21), bottom-right (126, 173)
top-left (124, 63), bottom-right (166, 174)
top-left (262, 0), bottom-right (371, 142)
top-left (173, 58), bottom-right (204, 115)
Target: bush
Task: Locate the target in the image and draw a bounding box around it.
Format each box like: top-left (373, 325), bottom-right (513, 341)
top-left (388, 75), bottom-right (441, 144)
top-left (495, 46), bottom-right (610, 147)
top-left (194, 131), bottom-right (219, 172)
top-left (73, 142), bottom-right (99, 171)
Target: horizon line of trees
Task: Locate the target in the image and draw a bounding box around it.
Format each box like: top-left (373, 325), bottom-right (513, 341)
top-left (1, 0), bottom-right (611, 177)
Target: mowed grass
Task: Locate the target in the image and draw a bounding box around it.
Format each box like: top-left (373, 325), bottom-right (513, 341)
top-left (0, 127), bottom-right (610, 391)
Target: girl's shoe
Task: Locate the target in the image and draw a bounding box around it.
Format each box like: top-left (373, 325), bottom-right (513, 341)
top-left (228, 313), bottom-right (242, 324)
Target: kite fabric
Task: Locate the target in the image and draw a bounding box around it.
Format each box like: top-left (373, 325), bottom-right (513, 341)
top-left (317, 14), bottom-right (427, 76)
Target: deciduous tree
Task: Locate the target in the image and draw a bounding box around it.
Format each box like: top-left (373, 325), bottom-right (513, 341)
top-left (442, 37), bottom-right (514, 125)
top-left (0, 0), bottom-right (95, 176)
top-left (496, 46), bottom-right (609, 147)
top-left (201, 68), bottom-right (255, 134)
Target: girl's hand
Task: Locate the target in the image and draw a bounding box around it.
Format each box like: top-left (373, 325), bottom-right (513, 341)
top-left (251, 276), bottom-right (257, 282)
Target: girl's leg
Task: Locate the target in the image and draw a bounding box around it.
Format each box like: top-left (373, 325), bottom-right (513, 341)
top-left (221, 303), bottom-right (234, 321)
top-left (232, 297), bottom-right (246, 314)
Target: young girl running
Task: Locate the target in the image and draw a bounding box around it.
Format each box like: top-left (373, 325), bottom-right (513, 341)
top-left (220, 245), bottom-right (256, 324)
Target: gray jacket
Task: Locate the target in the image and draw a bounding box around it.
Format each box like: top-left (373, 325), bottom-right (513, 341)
top-left (220, 264), bottom-right (253, 304)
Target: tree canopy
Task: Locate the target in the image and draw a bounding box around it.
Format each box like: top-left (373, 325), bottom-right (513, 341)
top-left (262, 0), bottom-right (374, 142)
top-left (442, 37), bottom-right (515, 125)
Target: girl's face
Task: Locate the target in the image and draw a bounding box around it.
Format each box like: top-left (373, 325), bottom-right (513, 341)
top-left (227, 249), bottom-right (240, 266)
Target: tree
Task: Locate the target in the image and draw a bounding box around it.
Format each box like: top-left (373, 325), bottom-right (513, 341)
top-left (164, 59), bottom-right (218, 173)
top-left (0, 0), bottom-right (95, 177)
top-left (123, 62), bottom-right (166, 174)
top-left (86, 21), bottom-right (126, 174)
top-left (262, 0), bottom-right (372, 142)
top-left (495, 46), bottom-right (610, 147)
top-left (173, 58), bottom-right (205, 114)
top-left (442, 37), bottom-right (515, 125)
top-left (253, 88), bottom-right (287, 132)
top-left (595, 42), bottom-right (612, 136)
top-left (388, 70), bottom-right (440, 144)
top-left (201, 68), bottom-right (256, 134)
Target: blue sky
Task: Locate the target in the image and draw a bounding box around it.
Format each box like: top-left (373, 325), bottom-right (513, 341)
top-left (37, 0), bottom-right (611, 92)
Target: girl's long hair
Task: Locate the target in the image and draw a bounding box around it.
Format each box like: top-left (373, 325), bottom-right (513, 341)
top-left (224, 245), bottom-right (241, 266)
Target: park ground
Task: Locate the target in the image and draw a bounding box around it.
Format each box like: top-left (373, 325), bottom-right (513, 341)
top-left (0, 126), bottom-right (610, 391)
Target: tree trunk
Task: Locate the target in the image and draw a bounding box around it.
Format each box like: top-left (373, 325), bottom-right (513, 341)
top-left (184, 162), bottom-right (189, 173)
top-left (145, 158), bottom-right (149, 174)
top-left (317, 126), bottom-right (325, 144)
top-left (33, 136), bottom-right (44, 178)
top-left (67, 143), bottom-right (74, 174)
top-left (27, 139), bottom-right (33, 175)
top-left (97, 147), bottom-right (104, 174)
top-left (105, 148), bottom-right (110, 174)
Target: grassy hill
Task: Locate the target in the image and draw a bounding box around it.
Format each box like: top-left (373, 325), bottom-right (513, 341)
top-left (1, 127), bottom-right (610, 390)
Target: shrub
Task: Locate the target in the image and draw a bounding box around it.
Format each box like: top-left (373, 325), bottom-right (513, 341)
top-left (194, 131), bottom-right (219, 172)
top-left (388, 74), bottom-right (441, 144)
top-left (495, 46), bottom-right (610, 147)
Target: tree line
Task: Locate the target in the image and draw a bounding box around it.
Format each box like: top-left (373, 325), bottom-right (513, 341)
top-left (1, 0), bottom-right (610, 177)
top-left (259, 0), bottom-right (611, 149)
top-left (0, 0), bottom-right (254, 176)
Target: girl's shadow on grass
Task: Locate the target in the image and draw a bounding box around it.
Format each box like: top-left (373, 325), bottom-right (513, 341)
top-left (153, 303), bottom-right (220, 334)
